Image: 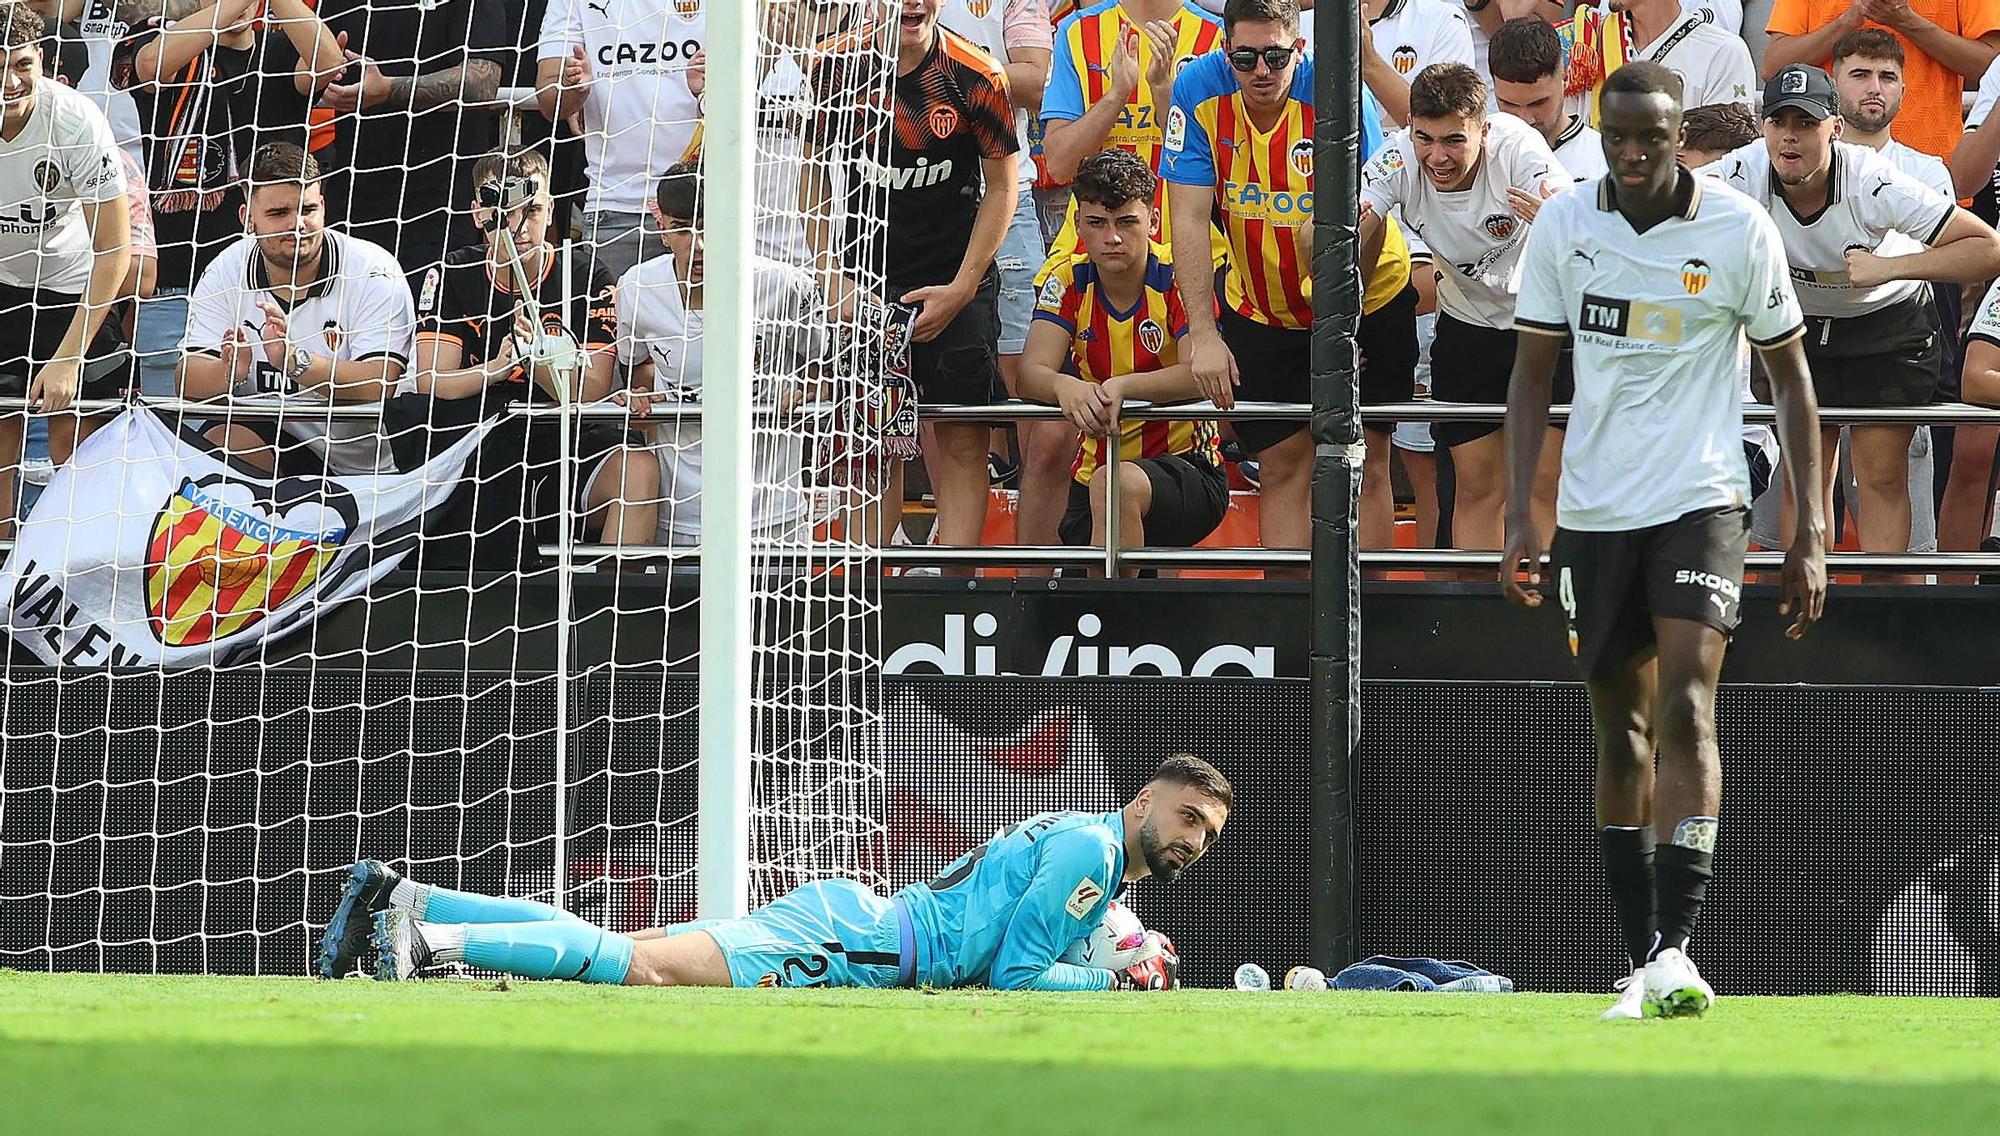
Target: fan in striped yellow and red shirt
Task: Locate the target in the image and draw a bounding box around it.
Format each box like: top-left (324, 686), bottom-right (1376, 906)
top-left (1031, 245), bottom-right (1220, 485)
top-left (1038, 0), bottom-right (1227, 255)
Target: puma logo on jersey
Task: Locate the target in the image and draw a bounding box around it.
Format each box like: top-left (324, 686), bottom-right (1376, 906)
top-left (586, 0), bottom-right (608, 14)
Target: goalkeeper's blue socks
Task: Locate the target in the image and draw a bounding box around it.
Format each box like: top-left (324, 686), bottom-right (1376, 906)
top-left (393, 879), bottom-right (577, 926)
top-left (419, 919), bottom-right (634, 984)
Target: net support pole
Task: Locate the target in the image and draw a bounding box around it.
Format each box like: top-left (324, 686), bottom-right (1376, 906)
top-left (696, 1), bottom-right (758, 920)
top-left (1309, 0), bottom-right (1364, 971)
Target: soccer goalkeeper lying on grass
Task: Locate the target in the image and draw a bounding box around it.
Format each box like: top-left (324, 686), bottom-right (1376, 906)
top-left (317, 755), bottom-right (1230, 991)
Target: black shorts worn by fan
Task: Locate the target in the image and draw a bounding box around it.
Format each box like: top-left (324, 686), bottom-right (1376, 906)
top-left (1428, 312), bottom-right (1574, 450)
top-left (0, 282), bottom-right (131, 400)
top-left (1057, 452), bottom-right (1229, 549)
top-left (1550, 505), bottom-right (1750, 683)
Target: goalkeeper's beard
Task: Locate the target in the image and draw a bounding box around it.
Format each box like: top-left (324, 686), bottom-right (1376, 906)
top-left (1137, 816), bottom-right (1193, 884)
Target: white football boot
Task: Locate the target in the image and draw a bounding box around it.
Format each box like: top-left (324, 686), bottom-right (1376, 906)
top-left (1642, 947), bottom-right (1715, 1017)
top-left (1600, 969), bottom-right (1646, 1020)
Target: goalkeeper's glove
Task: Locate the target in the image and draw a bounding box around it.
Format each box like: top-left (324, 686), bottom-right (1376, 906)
top-left (1112, 932), bottom-right (1177, 990)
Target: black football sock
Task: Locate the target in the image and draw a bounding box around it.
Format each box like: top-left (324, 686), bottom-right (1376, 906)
top-left (1600, 825), bottom-right (1655, 971)
top-left (1653, 816), bottom-right (1718, 959)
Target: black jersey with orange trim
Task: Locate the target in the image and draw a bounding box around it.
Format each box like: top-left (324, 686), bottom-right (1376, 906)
top-left (414, 243), bottom-right (617, 420)
top-left (810, 24), bottom-right (1019, 288)
top-left (111, 20), bottom-right (312, 290)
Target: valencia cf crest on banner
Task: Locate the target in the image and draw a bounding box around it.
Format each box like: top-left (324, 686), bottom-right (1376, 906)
top-left (144, 475), bottom-right (355, 647)
top-left (0, 408), bottom-right (485, 668)
top-left (1681, 258), bottom-right (1711, 295)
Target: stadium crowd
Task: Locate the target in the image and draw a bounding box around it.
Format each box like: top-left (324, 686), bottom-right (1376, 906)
top-left (4, 0), bottom-right (2000, 572)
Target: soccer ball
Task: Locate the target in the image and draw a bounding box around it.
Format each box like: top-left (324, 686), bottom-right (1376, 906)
top-left (1059, 901), bottom-right (1153, 969)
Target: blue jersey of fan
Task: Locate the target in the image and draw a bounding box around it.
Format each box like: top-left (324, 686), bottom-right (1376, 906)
top-left (699, 809), bottom-right (1127, 990)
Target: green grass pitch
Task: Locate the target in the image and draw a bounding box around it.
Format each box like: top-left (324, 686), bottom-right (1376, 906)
top-left (4, 973), bottom-right (1999, 1135)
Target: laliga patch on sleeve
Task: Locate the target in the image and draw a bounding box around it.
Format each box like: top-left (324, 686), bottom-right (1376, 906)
top-left (418, 268), bottom-right (440, 314)
top-left (1037, 274), bottom-right (1065, 310)
top-left (1164, 106), bottom-right (1187, 154)
top-left (1064, 877), bottom-right (1104, 920)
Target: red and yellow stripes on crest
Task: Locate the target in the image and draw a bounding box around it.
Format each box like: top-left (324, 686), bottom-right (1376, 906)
top-left (145, 494), bottom-right (334, 648)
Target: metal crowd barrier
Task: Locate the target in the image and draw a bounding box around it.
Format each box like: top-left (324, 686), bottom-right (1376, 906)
top-left (5, 394), bottom-right (1999, 577)
top-left (516, 398), bottom-right (2000, 576)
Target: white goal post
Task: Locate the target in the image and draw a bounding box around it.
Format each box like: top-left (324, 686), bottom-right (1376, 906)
top-left (0, 0), bottom-right (892, 972)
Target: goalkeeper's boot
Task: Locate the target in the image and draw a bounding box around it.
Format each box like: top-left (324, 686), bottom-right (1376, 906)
top-left (316, 860), bottom-right (402, 979)
top-left (1600, 969), bottom-right (1645, 1020)
top-left (1642, 947), bottom-right (1715, 1018)
top-left (370, 909), bottom-right (434, 982)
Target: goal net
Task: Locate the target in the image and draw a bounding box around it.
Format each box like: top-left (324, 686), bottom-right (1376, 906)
top-left (0, 0), bottom-right (891, 973)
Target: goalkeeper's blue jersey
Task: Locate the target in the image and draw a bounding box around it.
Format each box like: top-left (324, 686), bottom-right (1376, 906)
top-left (894, 810), bottom-right (1127, 992)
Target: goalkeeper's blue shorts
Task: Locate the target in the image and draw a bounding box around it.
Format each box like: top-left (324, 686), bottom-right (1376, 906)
top-left (698, 878), bottom-right (916, 989)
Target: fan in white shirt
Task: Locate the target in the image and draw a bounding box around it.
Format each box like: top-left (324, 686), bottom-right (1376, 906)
top-left (1489, 17), bottom-right (1609, 181)
top-left (536, 0), bottom-right (705, 279)
top-left (615, 163), bottom-right (822, 545)
top-left (0, 4), bottom-right (131, 523)
top-left (1828, 29), bottom-right (1965, 559)
top-left (1303, 0), bottom-right (1473, 126)
top-left (178, 143), bottom-right (412, 478)
top-left (1359, 63), bottom-right (1569, 551)
top-left (1949, 52), bottom-right (2000, 200)
top-left (1606, 0), bottom-right (1755, 110)
top-left (1700, 65), bottom-right (2000, 558)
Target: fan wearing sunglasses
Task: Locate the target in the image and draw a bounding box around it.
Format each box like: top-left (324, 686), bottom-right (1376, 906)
top-left (1161, 0), bottom-right (1348, 556)
top-left (1160, 0), bottom-right (1392, 556)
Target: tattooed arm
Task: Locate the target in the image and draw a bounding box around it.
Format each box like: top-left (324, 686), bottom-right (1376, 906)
top-left (116, 0), bottom-right (209, 24)
top-left (385, 58), bottom-right (502, 110)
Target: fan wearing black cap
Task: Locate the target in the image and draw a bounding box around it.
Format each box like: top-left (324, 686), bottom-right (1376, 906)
top-left (1696, 64), bottom-right (2000, 561)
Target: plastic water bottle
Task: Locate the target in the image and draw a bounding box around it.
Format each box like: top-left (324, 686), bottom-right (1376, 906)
top-left (1283, 965), bottom-right (1329, 991)
top-left (1233, 962), bottom-right (1271, 991)
top-left (1439, 974), bottom-right (1514, 993)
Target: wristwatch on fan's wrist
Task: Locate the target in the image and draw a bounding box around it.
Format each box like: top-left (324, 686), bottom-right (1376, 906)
top-left (286, 346), bottom-right (313, 381)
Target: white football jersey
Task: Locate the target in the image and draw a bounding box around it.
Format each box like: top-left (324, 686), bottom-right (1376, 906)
top-left (1515, 173), bottom-right (1805, 531)
top-left (1633, 13), bottom-right (1754, 108)
top-left (1552, 116), bottom-right (1609, 181)
top-left (0, 79), bottom-right (127, 295)
top-left (183, 230), bottom-right (417, 476)
top-left (1699, 140), bottom-right (1955, 318)
top-left (538, 0), bottom-right (706, 216)
top-left (1682, 0), bottom-right (1742, 34)
top-left (1966, 276), bottom-right (2000, 350)
top-left (1873, 139), bottom-right (1953, 257)
top-left (939, 0), bottom-right (1036, 187)
top-left (1310, 0), bottom-right (1478, 114)
top-left (614, 251), bottom-right (821, 539)
top-left (1360, 112), bottom-right (1569, 329)
top-left (55, 4), bottom-right (144, 166)
top-left (1968, 54), bottom-right (2000, 129)
top-left (752, 49), bottom-right (814, 265)
top-left (1303, 0), bottom-right (1473, 86)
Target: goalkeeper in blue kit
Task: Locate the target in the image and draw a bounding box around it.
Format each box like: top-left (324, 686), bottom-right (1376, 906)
top-left (317, 755), bottom-right (1230, 991)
